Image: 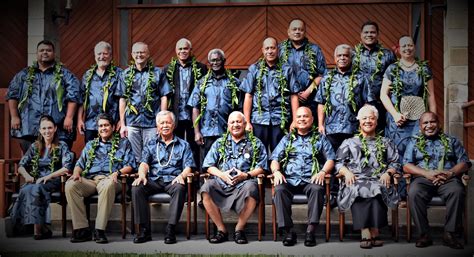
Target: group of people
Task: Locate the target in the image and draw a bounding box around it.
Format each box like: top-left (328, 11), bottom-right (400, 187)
top-left (6, 18), bottom-right (470, 251)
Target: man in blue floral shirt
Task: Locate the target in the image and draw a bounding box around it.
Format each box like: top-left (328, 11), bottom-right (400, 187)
top-left (403, 112), bottom-right (471, 249)
top-left (66, 113), bottom-right (135, 244)
top-left (7, 40), bottom-right (81, 151)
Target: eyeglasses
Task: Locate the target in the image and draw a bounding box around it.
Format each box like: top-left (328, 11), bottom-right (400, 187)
top-left (209, 58), bottom-right (223, 63)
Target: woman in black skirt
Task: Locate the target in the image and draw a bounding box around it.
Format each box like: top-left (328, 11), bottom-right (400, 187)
top-left (335, 105), bottom-right (400, 248)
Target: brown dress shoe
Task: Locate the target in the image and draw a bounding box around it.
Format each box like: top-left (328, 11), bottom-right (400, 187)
top-left (415, 234), bottom-right (433, 248)
top-left (443, 232), bottom-right (463, 249)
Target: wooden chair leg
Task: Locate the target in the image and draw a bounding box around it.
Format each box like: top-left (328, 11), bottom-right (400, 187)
top-left (193, 186), bottom-right (197, 235)
top-left (257, 177), bottom-right (264, 241)
top-left (186, 177), bottom-right (192, 240)
top-left (121, 178), bottom-right (126, 239)
top-left (339, 212), bottom-right (344, 242)
top-left (61, 175), bottom-right (67, 237)
top-left (325, 175), bottom-right (331, 242)
top-left (272, 202), bottom-right (277, 241)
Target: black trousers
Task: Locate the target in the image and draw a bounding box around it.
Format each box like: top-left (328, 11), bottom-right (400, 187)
top-left (132, 179), bottom-right (186, 229)
top-left (253, 123), bottom-right (284, 154)
top-left (408, 177), bottom-right (465, 236)
top-left (274, 182), bottom-right (325, 229)
top-left (199, 136), bottom-right (219, 173)
top-left (175, 120), bottom-right (200, 171)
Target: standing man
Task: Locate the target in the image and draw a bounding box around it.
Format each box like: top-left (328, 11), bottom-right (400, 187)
top-left (132, 111), bottom-right (196, 244)
top-left (188, 48), bottom-right (241, 167)
top-left (117, 42), bottom-right (172, 162)
top-left (7, 40), bottom-right (81, 151)
top-left (279, 18), bottom-right (326, 117)
top-left (353, 21), bottom-right (396, 131)
top-left (270, 107), bottom-right (335, 247)
top-left (78, 41), bottom-right (122, 142)
top-left (403, 112), bottom-right (471, 249)
top-left (66, 113), bottom-right (135, 244)
top-left (164, 38), bottom-right (207, 169)
top-left (241, 37), bottom-right (300, 153)
top-left (201, 111), bottom-right (267, 244)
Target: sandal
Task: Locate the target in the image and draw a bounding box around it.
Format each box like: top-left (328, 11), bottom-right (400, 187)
top-left (360, 238), bottom-right (372, 249)
top-left (372, 236), bottom-right (384, 247)
top-left (209, 230), bottom-right (228, 244)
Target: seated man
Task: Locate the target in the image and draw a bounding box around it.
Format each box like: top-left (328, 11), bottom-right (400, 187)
top-left (66, 113), bottom-right (135, 243)
top-left (132, 110), bottom-right (196, 244)
top-left (201, 111), bottom-right (268, 244)
top-left (270, 106), bottom-right (335, 247)
top-left (403, 112), bottom-right (471, 249)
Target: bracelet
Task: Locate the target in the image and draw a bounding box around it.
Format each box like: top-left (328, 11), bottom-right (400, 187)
top-left (246, 173), bottom-right (251, 180)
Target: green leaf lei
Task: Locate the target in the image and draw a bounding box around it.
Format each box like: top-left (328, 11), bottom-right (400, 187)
top-left (415, 132), bottom-right (451, 169)
top-left (353, 43), bottom-right (384, 82)
top-left (416, 60), bottom-right (431, 110)
top-left (193, 69), bottom-right (239, 128)
top-left (357, 131), bottom-right (387, 177)
top-left (123, 59), bottom-right (155, 115)
top-left (30, 146), bottom-right (59, 179)
top-left (255, 58), bottom-right (268, 115)
top-left (281, 126), bottom-right (321, 175)
top-left (280, 39), bottom-right (318, 80)
top-left (82, 133), bottom-right (122, 177)
top-left (323, 68), bottom-right (358, 116)
top-left (166, 57), bottom-right (202, 109)
top-left (18, 62), bottom-right (64, 112)
top-left (83, 62), bottom-right (117, 112)
top-left (217, 130), bottom-right (259, 170)
top-left (391, 59), bottom-right (430, 112)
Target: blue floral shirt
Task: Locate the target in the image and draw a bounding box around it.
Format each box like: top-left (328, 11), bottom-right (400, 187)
top-left (6, 62), bottom-right (81, 139)
top-left (203, 133), bottom-right (268, 189)
top-left (187, 72), bottom-right (241, 137)
top-left (20, 141), bottom-right (74, 178)
top-left (76, 136), bottom-right (136, 178)
top-left (402, 133), bottom-right (472, 171)
top-left (116, 64), bottom-right (172, 128)
top-left (271, 132), bottom-right (335, 186)
top-left (141, 135), bottom-right (196, 183)
top-left (240, 62), bottom-right (299, 126)
top-left (315, 68), bottom-right (369, 135)
top-left (80, 65), bottom-right (122, 130)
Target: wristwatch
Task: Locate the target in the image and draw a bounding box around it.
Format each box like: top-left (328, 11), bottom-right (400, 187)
top-left (246, 173), bottom-right (251, 180)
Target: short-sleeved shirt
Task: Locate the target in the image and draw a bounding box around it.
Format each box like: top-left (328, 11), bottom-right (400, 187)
top-left (6, 62), bottom-right (81, 139)
top-left (271, 131), bottom-right (335, 186)
top-left (315, 68), bottom-right (369, 135)
top-left (203, 133), bottom-right (268, 189)
top-left (141, 135), bottom-right (196, 183)
top-left (240, 62), bottom-right (299, 126)
top-left (80, 65), bottom-right (122, 130)
top-left (76, 136), bottom-right (136, 178)
top-left (116, 64), bottom-right (172, 128)
top-left (20, 141), bottom-right (74, 178)
top-left (187, 72), bottom-right (241, 137)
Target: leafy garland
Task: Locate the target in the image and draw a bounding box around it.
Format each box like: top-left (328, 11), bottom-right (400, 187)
top-left (255, 58), bottom-right (268, 115)
top-left (390, 59), bottom-right (430, 112)
top-left (281, 126), bottom-right (321, 175)
top-left (217, 130), bottom-right (259, 170)
top-left (357, 132), bottom-right (387, 177)
top-left (323, 68), bottom-right (358, 115)
top-left (192, 69), bottom-right (239, 128)
top-left (280, 39), bottom-right (318, 79)
top-left (353, 43), bottom-right (384, 82)
top-left (166, 57), bottom-right (203, 108)
top-left (83, 62), bottom-right (117, 112)
top-left (29, 146), bottom-right (59, 179)
top-left (18, 62), bottom-right (64, 112)
top-left (82, 133), bottom-right (122, 177)
top-left (123, 59), bottom-right (155, 115)
top-left (415, 132), bottom-right (451, 169)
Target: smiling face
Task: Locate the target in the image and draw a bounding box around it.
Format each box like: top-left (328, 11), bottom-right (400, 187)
top-left (334, 46), bottom-right (351, 71)
top-left (287, 20), bottom-right (306, 42)
top-left (399, 36), bottom-right (415, 60)
top-left (227, 112), bottom-right (246, 139)
top-left (131, 43), bottom-right (150, 66)
top-left (209, 52), bottom-right (224, 72)
top-left (98, 118), bottom-right (114, 141)
top-left (358, 108), bottom-right (378, 135)
top-left (360, 24), bottom-right (379, 46)
top-left (175, 40), bottom-right (191, 63)
top-left (419, 112), bottom-right (440, 137)
top-left (157, 114), bottom-right (175, 138)
top-left (295, 107), bottom-right (313, 133)
top-left (95, 46), bottom-right (112, 69)
top-left (262, 38), bottom-right (278, 64)
top-left (39, 119), bottom-right (57, 143)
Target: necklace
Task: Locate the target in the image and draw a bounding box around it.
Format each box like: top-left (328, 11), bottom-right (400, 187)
top-left (157, 140), bottom-right (176, 167)
top-left (400, 60), bottom-right (416, 69)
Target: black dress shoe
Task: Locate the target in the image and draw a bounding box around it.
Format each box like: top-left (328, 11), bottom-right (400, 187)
top-left (443, 232), bottom-right (464, 249)
top-left (234, 230), bottom-right (248, 244)
top-left (164, 224), bottom-right (177, 244)
top-left (282, 232), bottom-right (297, 246)
top-left (34, 230), bottom-right (53, 240)
top-left (133, 227), bottom-right (152, 244)
top-left (209, 230), bottom-right (228, 244)
top-left (94, 229), bottom-right (109, 244)
top-left (415, 234), bottom-right (433, 248)
top-left (304, 232), bottom-right (316, 247)
top-left (70, 228), bottom-right (92, 243)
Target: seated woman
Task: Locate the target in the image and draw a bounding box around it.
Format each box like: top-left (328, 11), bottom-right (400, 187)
top-left (335, 105), bottom-right (400, 249)
top-left (10, 115), bottom-right (74, 239)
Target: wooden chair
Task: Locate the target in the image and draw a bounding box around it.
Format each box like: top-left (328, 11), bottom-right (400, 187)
top-left (130, 172), bottom-right (198, 239)
top-left (404, 173), bottom-right (470, 243)
top-left (337, 173), bottom-right (400, 242)
top-left (268, 174), bottom-right (332, 242)
top-left (201, 173), bottom-right (265, 241)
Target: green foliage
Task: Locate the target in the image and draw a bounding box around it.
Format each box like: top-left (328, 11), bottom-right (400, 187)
top-left (18, 63), bottom-right (36, 111)
top-left (82, 137), bottom-right (100, 177)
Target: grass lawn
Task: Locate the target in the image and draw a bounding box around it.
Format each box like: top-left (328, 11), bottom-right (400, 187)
top-left (1, 252), bottom-right (275, 257)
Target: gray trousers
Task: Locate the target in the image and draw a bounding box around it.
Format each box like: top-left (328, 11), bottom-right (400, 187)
top-left (408, 177), bottom-right (464, 236)
top-left (132, 179), bottom-right (186, 229)
top-left (127, 126), bottom-right (157, 163)
top-left (274, 182), bottom-right (325, 229)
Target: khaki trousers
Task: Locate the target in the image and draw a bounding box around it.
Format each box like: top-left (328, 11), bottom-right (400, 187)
top-left (65, 175), bottom-right (121, 230)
